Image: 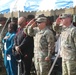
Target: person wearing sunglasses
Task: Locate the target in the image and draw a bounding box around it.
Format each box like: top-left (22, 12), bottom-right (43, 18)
top-left (24, 16), bottom-right (55, 75)
top-left (53, 13), bottom-right (76, 75)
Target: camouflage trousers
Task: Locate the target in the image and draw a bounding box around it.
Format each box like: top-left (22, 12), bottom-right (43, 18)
top-left (62, 60), bottom-right (76, 75)
top-left (34, 54), bottom-right (51, 75)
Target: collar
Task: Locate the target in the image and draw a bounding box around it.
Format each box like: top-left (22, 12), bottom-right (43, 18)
top-left (62, 23), bottom-right (73, 28)
top-left (62, 23), bottom-right (73, 31)
top-left (39, 27), bottom-right (47, 33)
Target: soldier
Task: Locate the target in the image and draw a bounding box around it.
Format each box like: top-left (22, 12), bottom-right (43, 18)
top-left (46, 16), bottom-right (56, 41)
top-left (24, 17), bottom-right (55, 75)
top-left (53, 13), bottom-right (76, 75)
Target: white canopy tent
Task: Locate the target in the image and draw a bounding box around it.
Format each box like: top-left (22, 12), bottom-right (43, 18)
top-left (0, 0), bottom-right (76, 13)
top-left (9, 0), bottom-right (76, 20)
top-left (10, 0), bottom-right (76, 12)
top-left (0, 0), bottom-right (76, 20)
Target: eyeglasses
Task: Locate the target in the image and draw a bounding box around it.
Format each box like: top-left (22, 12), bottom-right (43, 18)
top-left (37, 22), bottom-right (42, 24)
top-left (59, 18), bottom-right (62, 20)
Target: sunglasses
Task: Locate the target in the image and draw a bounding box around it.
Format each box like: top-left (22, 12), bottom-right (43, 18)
top-left (37, 22), bottom-right (42, 24)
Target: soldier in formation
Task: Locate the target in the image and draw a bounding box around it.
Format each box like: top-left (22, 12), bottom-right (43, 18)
top-left (24, 16), bottom-right (55, 75)
top-left (53, 13), bottom-right (76, 75)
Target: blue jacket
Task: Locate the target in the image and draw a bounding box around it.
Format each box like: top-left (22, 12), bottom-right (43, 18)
top-left (2, 32), bottom-right (16, 67)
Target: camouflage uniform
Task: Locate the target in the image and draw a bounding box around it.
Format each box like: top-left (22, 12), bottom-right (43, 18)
top-left (24, 26), bottom-right (55, 75)
top-left (53, 23), bottom-right (76, 75)
top-left (52, 22), bottom-right (62, 40)
top-left (47, 24), bottom-right (56, 37)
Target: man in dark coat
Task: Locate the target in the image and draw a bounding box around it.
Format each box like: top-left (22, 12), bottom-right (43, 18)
top-left (13, 16), bottom-right (34, 75)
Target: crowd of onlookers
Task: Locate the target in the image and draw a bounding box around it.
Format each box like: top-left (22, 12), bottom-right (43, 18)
top-left (0, 13), bottom-right (76, 75)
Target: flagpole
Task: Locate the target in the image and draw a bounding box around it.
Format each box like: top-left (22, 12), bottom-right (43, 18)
top-left (11, 11), bottom-right (13, 21)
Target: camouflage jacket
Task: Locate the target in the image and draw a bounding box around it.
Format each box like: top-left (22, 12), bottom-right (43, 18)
top-left (53, 23), bottom-right (76, 60)
top-left (24, 26), bottom-right (55, 58)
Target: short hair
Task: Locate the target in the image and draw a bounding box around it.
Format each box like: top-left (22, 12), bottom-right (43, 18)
top-left (18, 16), bottom-right (26, 25)
top-left (8, 22), bottom-right (17, 32)
top-left (27, 14), bottom-right (35, 20)
top-left (38, 14), bottom-right (45, 17)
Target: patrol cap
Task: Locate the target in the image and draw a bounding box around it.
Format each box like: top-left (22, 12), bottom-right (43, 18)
top-left (59, 13), bottom-right (72, 19)
top-left (36, 17), bottom-right (47, 23)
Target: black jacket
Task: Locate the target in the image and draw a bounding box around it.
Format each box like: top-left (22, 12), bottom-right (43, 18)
top-left (13, 29), bottom-right (34, 57)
